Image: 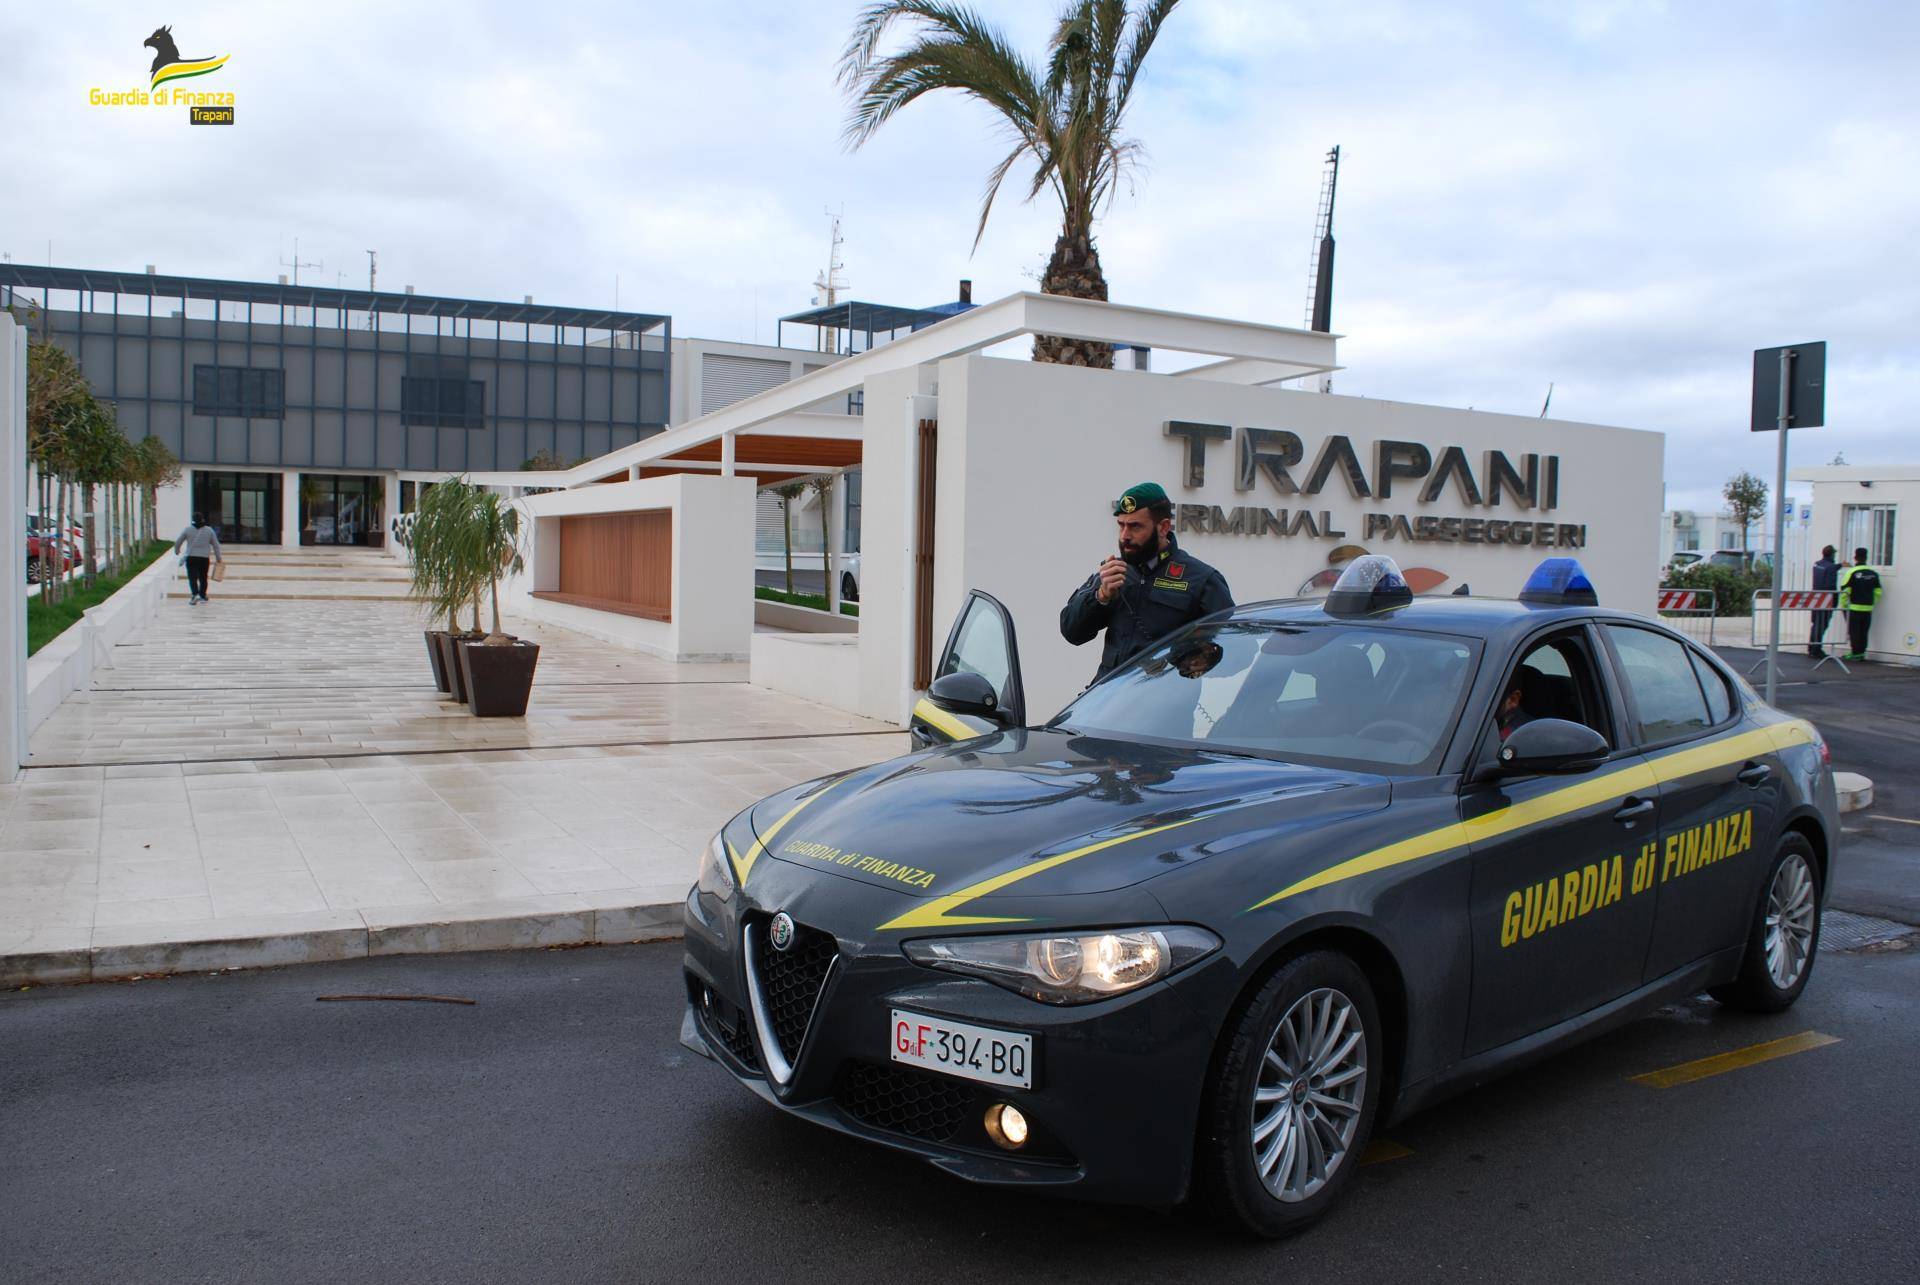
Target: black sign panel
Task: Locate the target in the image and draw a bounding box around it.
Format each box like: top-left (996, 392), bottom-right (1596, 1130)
top-left (1751, 342), bottom-right (1826, 431)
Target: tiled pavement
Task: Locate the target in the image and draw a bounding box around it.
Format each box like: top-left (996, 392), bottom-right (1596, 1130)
top-left (4, 549), bottom-right (909, 982)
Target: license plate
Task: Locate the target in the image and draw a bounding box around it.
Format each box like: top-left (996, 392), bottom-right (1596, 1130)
top-left (890, 1009), bottom-right (1033, 1089)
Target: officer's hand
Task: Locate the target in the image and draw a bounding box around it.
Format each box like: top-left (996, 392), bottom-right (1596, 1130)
top-left (1095, 557), bottom-right (1128, 605)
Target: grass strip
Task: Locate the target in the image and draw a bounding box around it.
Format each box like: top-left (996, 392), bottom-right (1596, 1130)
top-left (27, 540), bottom-right (172, 656)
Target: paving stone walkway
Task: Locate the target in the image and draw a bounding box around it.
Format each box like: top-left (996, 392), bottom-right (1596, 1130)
top-left (4, 549), bottom-right (908, 982)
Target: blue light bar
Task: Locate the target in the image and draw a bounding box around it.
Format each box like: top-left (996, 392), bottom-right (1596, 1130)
top-left (1519, 557), bottom-right (1598, 607)
top-left (1324, 554), bottom-right (1414, 616)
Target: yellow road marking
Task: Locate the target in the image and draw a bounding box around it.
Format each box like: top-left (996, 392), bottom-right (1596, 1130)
top-left (1360, 1138), bottom-right (1413, 1165)
top-left (1630, 1030), bottom-right (1840, 1089)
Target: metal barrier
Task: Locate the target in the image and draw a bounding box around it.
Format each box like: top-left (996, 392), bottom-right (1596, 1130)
top-left (1747, 589), bottom-right (1848, 675)
top-left (1655, 586), bottom-right (1717, 648)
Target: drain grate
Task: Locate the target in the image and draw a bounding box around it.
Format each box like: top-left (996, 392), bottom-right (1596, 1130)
top-left (1819, 910), bottom-right (1916, 952)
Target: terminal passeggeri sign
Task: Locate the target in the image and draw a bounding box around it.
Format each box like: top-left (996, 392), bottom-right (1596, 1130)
top-left (1751, 342), bottom-right (1825, 431)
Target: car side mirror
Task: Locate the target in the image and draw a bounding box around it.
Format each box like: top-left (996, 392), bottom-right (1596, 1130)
top-left (1496, 718), bottom-right (1611, 775)
top-left (929, 671), bottom-right (1004, 722)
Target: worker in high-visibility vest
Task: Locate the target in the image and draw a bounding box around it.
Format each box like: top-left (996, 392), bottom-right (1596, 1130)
top-left (1839, 547), bottom-right (1884, 661)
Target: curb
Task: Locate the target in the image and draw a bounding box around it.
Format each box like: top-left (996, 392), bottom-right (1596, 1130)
top-left (1836, 771), bottom-right (1873, 813)
top-left (1, 900), bottom-right (686, 988)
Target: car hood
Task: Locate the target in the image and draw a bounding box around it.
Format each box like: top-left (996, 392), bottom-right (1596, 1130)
top-left (749, 727), bottom-right (1391, 900)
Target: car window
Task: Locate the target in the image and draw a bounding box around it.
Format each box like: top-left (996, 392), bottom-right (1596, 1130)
top-left (939, 596), bottom-right (1013, 699)
top-left (1606, 625), bottom-right (1711, 743)
top-left (1056, 622), bottom-right (1478, 773)
top-left (1483, 631), bottom-right (1611, 763)
top-left (1689, 650), bottom-right (1734, 724)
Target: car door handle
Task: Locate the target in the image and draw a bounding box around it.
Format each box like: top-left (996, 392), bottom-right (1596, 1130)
top-left (1613, 797), bottom-right (1656, 824)
top-left (1737, 762), bottom-right (1772, 787)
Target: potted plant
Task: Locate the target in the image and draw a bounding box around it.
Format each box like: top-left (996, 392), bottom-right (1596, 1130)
top-left (453, 490), bottom-right (539, 718)
top-left (406, 478), bottom-right (484, 699)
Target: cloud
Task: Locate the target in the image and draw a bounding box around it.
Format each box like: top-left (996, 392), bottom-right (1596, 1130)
top-left (3, 0), bottom-right (1913, 502)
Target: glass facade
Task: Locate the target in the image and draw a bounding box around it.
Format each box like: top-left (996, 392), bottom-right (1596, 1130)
top-left (298, 474), bottom-right (384, 546)
top-left (191, 471), bottom-right (283, 545)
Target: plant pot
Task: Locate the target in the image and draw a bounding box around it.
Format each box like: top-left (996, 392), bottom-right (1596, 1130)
top-left (366, 532), bottom-right (385, 549)
top-left (424, 630), bottom-right (451, 693)
top-left (300, 529), bottom-right (317, 546)
top-left (437, 631), bottom-right (482, 703)
top-left (458, 639), bottom-right (540, 718)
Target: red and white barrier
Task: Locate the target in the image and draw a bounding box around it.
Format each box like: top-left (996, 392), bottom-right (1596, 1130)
top-left (1771, 589), bottom-right (1838, 611)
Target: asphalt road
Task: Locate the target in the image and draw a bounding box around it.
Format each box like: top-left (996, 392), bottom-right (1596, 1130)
top-left (4, 934), bottom-right (1916, 1284)
top-left (1717, 646), bottom-right (1920, 923)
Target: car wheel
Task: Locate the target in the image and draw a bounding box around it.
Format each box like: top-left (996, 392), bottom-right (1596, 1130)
top-left (841, 571), bottom-right (859, 603)
top-left (1196, 950), bottom-right (1382, 1237)
top-left (1709, 833), bottom-right (1821, 1012)
top-left (26, 557), bottom-right (40, 584)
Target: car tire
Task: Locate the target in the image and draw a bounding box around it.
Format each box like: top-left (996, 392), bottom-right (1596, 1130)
top-left (26, 557), bottom-right (40, 584)
top-left (841, 571), bottom-right (859, 603)
top-left (1195, 950), bottom-right (1382, 1238)
top-left (1709, 833), bottom-right (1822, 1012)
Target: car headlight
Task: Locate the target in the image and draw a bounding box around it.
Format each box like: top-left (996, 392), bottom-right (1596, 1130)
top-left (902, 926), bottom-right (1220, 1005)
top-left (696, 829), bottom-right (736, 899)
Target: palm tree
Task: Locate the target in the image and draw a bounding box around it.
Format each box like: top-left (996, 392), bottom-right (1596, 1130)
top-left (839, 0), bottom-right (1182, 367)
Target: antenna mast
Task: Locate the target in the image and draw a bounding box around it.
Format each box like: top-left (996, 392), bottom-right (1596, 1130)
top-left (279, 236), bottom-right (322, 287)
top-left (812, 209), bottom-right (848, 353)
top-left (1303, 146), bottom-right (1340, 392)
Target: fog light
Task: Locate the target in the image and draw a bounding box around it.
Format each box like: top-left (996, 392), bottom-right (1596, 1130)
top-left (984, 1103), bottom-right (1029, 1150)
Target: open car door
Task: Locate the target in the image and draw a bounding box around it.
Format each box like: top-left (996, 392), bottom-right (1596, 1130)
top-left (910, 589), bottom-right (1027, 748)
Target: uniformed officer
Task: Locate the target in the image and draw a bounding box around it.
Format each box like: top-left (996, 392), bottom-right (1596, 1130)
top-left (1838, 546), bottom-right (1884, 660)
top-left (1060, 482), bottom-right (1233, 684)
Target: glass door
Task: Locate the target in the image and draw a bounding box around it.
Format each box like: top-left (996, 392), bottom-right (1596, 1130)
top-left (190, 471), bottom-right (282, 544)
top-left (299, 475), bottom-right (383, 546)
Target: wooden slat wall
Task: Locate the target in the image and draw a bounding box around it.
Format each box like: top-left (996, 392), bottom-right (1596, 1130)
top-left (550, 510), bottom-right (673, 621)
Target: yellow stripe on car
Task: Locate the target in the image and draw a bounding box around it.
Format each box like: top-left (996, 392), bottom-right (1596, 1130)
top-left (1246, 719), bottom-right (1817, 913)
top-left (912, 698), bottom-right (977, 743)
top-left (877, 818), bottom-right (1199, 932)
top-left (729, 782), bottom-right (841, 887)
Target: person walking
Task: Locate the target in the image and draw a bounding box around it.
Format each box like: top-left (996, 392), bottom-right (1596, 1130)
top-left (173, 512), bottom-right (224, 605)
top-left (1838, 546), bottom-right (1884, 661)
top-left (1808, 544), bottom-right (1839, 658)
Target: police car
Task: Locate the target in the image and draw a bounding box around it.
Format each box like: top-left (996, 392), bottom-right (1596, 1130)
top-left (680, 557), bottom-right (1837, 1236)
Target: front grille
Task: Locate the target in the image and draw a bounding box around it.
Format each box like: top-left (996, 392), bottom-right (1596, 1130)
top-left (750, 918), bottom-right (838, 1063)
top-left (835, 1061), bottom-right (973, 1143)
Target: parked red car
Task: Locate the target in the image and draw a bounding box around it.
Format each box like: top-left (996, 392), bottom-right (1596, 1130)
top-left (26, 530), bottom-right (77, 583)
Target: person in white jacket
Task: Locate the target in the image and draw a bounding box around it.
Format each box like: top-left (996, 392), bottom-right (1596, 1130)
top-left (173, 512), bottom-right (225, 605)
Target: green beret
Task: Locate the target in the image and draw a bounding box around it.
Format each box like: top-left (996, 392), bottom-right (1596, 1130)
top-left (1112, 481), bottom-right (1169, 515)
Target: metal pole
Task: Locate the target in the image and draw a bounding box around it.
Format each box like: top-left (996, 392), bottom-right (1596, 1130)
top-left (1764, 348), bottom-right (1792, 704)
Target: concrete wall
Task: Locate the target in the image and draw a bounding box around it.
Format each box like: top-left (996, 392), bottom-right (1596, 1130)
top-left (929, 356), bottom-right (1665, 721)
top-left (751, 632), bottom-right (862, 712)
top-left (852, 367), bottom-right (937, 722)
top-left (25, 554), bottom-right (174, 738)
top-left (510, 472), bottom-right (756, 661)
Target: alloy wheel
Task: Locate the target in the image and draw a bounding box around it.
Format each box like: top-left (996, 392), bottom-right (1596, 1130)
top-left (1251, 986), bottom-right (1367, 1202)
top-left (1764, 852), bottom-right (1817, 990)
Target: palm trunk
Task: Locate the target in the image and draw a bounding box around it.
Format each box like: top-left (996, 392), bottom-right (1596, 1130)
top-left (1033, 230), bottom-right (1114, 368)
top-left (486, 575), bottom-right (507, 645)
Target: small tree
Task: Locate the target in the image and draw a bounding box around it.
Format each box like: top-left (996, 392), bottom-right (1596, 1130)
top-left (772, 481), bottom-right (806, 595)
top-left (132, 435), bottom-right (181, 543)
top-left (1724, 471), bottom-right (1769, 554)
top-left (408, 476), bottom-right (486, 636)
top-left (457, 491), bottom-right (527, 646)
top-left (808, 475), bottom-right (834, 598)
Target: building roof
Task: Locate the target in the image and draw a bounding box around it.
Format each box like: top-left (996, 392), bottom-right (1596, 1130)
top-left (777, 300), bottom-right (962, 334)
top-left (0, 264), bottom-right (669, 333)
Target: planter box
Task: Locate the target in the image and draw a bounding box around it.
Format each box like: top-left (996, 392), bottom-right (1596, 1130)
top-left (458, 639), bottom-right (541, 718)
top-left (424, 630), bottom-right (451, 693)
top-left (436, 631), bottom-right (482, 703)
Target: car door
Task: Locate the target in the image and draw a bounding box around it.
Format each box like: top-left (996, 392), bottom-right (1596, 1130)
top-left (1598, 625), bottom-right (1783, 981)
top-left (909, 590), bottom-right (1027, 749)
top-left (1463, 624), bottom-right (1662, 1055)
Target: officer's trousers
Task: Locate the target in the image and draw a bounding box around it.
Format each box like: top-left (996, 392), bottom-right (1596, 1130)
top-left (1847, 610), bottom-right (1873, 657)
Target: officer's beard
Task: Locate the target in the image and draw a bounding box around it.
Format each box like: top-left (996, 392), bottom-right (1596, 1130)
top-left (1119, 526), bottom-right (1164, 570)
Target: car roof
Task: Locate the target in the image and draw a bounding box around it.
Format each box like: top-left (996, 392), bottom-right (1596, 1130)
top-left (1219, 594), bottom-right (1656, 647)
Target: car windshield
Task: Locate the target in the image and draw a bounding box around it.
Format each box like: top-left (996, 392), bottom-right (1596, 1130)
top-left (1054, 621), bottom-right (1480, 773)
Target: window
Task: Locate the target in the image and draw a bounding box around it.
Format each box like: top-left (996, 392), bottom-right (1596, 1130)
top-left (1689, 650), bottom-right (1734, 724)
top-left (192, 365), bottom-right (284, 418)
top-left (1606, 625), bottom-right (1711, 743)
top-left (1841, 504), bottom-right (1896, 567)
top-left (939, 596), bottom-right (1014, 702)
top-left (844, 468), bottom-right (862, 554)
top-left (402, 356), bottom-right (485, 428)
top-left (1059, 623), bottom-right (1478, 773)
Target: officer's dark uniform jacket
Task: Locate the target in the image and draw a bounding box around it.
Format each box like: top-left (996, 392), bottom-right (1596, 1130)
top-left (1060, 538), bottom-right (1233, 685)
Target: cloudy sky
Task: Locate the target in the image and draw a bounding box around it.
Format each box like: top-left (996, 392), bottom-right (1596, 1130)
top-left (5, 1), bottom-right (1914, 511)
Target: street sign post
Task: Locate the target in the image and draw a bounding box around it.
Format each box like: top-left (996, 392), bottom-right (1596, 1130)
top-left (1752, 342), bottom-right (1826, 705)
